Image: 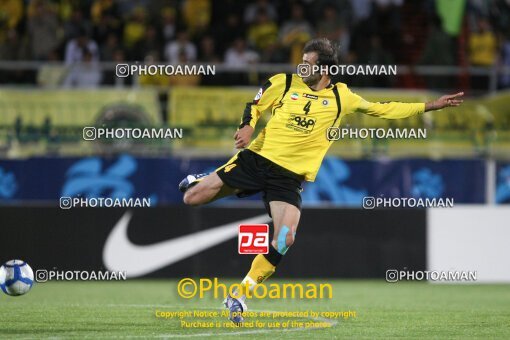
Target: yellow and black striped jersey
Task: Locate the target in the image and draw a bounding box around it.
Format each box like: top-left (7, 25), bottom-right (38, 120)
top-left (239, 73), bottom-right (425, 181)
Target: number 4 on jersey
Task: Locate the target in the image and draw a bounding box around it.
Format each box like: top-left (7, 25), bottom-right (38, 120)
top-left (303, 101), bottom-right (311, 115)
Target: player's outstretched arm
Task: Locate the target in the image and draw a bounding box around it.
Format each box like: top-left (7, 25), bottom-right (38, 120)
top-left (349, 88), bottom-right (464, 119)
top-left (424, 92), bottom-right (464, 112)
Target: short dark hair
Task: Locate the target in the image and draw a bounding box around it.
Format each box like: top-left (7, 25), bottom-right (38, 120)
top-left (302, 38), bottom-right (338, 67)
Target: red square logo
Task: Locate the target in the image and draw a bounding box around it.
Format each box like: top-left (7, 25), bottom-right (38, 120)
top-left (238, 224), bottom-right (269, 254)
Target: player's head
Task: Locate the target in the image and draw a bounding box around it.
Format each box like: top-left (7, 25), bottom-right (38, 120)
top-left (301, 38), bottom-right (338, 86)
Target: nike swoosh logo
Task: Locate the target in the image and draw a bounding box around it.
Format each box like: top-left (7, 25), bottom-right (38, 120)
top-left (103, 211), bottom-right (269, 277)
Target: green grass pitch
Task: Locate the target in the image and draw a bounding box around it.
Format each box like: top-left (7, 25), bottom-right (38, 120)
top-left (1, 280), bottom-right (509, 339)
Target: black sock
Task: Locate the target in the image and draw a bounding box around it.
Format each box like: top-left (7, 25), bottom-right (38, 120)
top-left (263, 245), bottom-right (283, 266)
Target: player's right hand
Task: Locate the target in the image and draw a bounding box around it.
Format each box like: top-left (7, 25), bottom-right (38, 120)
top-left (234, 125), bottom-right (254, 149)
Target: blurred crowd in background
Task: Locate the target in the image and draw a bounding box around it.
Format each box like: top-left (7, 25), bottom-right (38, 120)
top-left (0, 0), bottom-right (509, 89)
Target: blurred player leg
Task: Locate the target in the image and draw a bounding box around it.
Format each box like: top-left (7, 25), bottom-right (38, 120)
top-left (182, 172), bottom-right (237, 205)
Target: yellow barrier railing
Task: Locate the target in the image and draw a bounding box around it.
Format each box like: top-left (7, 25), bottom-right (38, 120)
top-left (0, 87), bottom-right (509, 158)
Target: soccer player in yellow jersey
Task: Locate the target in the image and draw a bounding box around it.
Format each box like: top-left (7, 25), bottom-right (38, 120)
top-left (179, 38), bottom-right (464, 324)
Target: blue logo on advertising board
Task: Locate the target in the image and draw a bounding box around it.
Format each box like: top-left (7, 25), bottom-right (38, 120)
top-left (0, 167), bottom-right (17, 198)
top-left (411, 168), bottom-right (444, 199)
top-left (302, 158), bottom-right (367, 205)
top-left (496, 165), bottom-right (510, 203)
top-left (61, 154), bottom-right (157, 203)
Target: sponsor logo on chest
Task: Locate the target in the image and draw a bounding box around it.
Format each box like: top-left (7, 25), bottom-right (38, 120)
top-left (303, 93), bottom-right (318, 100)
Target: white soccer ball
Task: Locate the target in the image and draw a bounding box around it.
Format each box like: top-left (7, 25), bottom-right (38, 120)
top-left (0, 260), bottom-right (34, 296)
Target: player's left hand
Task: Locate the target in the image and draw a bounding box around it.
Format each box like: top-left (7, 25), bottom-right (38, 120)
top-left (234, 125), bottom-right (254, 149)
top-left (425, 92), bottom-right (464, 111)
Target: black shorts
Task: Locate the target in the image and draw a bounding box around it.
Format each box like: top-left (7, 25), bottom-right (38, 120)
top-left (216, 150), bottom-right (303, 216)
